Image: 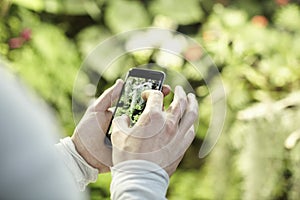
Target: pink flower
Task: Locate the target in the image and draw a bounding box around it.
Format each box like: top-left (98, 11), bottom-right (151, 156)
top-left (8, 37), bottom-right (24, 49)
top-left (20, 28), bottom-right (32, 41)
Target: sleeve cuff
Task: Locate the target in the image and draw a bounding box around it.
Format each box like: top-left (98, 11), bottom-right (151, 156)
top-left (110, 160), bottom-right (169, 200)
top-left (55, 137), bottom-right (99, 191)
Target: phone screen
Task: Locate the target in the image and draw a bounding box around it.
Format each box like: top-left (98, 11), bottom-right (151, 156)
top-left (116, 76), bottom-right (162, 126)
top-left (105, 68), bottom-right (165, 143)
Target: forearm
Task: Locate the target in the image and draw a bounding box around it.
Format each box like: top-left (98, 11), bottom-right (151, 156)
top-left (110, 160), bottom-right (169, 200)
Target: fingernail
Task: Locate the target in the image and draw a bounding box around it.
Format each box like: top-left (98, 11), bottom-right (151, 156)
top-left (116, 79), bottom-right (124, 84)
top-left (188, 93), bottom-right (196, 98)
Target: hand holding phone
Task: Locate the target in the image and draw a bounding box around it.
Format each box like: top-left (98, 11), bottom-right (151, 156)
top-left (72, 67), bottom-right (168, 172)
top-left (111, 86), bottom-right (198, 176)
top-left (71, 80), bottom-right (124, 172)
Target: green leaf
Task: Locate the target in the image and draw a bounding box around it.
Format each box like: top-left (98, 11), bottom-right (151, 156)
top-left (11, 0), bottom-right (44, 11)
top-left (76, 26), bottom-right (111, 57)
top-left (149, 0), bottom-right (204, 25)
top-left (105, 0), bottom-right (150, 33)
top-left (43, 0), bottom-right (101, 15)
top-left (9, 23), bottom-right (82, 135)
top-left (274, 4), bottom-right (300, 32)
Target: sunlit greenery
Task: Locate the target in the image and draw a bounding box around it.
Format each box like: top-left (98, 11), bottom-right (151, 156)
top-left (1, 0), bottom-right (300, 199)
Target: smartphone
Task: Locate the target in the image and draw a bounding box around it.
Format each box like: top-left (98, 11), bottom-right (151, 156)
top-left (105, 68), bottom-right (165, 145)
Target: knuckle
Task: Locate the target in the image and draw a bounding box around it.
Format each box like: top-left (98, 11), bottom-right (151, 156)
top-left (165, 119), bottom-right (177, 132)
top-left (148, 108), bottom-right (163, 118)
top-left (178, 96), bottom-right (187, 107)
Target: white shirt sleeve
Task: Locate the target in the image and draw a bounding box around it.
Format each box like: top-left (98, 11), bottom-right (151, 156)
top-left (55, 137), bottom-right (99, 191)
top-left (110, 160), bottom-right (169, 200)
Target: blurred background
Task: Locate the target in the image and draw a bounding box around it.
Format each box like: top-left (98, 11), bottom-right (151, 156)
top-left (1, 0), bottom-right (300, 199)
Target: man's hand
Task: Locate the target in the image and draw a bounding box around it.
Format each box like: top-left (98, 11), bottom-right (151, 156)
top-left (71, 79), bottom-right (124, 173)
top-left (71, 79), bottom-right (171, 173)
top-left (111, 86), bottom-right (198, 176)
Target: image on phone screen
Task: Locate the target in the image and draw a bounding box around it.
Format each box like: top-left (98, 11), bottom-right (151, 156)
top-left (105, 68), bottom-right (165, 144)
top-left (115, 76), bottom-right (162, 126)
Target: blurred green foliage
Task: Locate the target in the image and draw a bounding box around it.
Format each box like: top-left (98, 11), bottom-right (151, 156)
top-left (1, 0), bottom-right (300, 199)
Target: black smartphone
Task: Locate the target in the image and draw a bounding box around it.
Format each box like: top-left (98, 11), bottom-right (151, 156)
top-left (105, 68), bottom-right (165, 146)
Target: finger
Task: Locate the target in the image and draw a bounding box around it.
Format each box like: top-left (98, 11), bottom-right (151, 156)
top-left (111, 114), bottom-right (130, 137)
top-left (94, 79), bottom-right (124, 111)
top-left (108, 106), bottom-right (116, 114)
top-left (112, 114), bottom-right (130, 131)
top-left (167, 86), bottom-right (187, 123)
top-left (163, 155), bottom-right (184, 177)
top-left (162, 85), bottom-right (171, 97)
top-left (181, 126), bottom-right (195, 150)
top-left (162, 126), bottom-right (195, 171)
top-left (172, 126), bottom-right (195, 158)
top-left (178, 93), bottom-right (198, 135)
top-left (138, 90), bottom-right (164, 126)
top-left (141, 90), bottom-right (164, 112)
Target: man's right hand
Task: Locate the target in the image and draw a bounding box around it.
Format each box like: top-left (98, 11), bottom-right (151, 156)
top-left (111, 86), bottom-right (198, 176)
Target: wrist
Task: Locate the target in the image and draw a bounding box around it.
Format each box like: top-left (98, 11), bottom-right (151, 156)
top-left (71, 133), bottom-right (107, 173)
